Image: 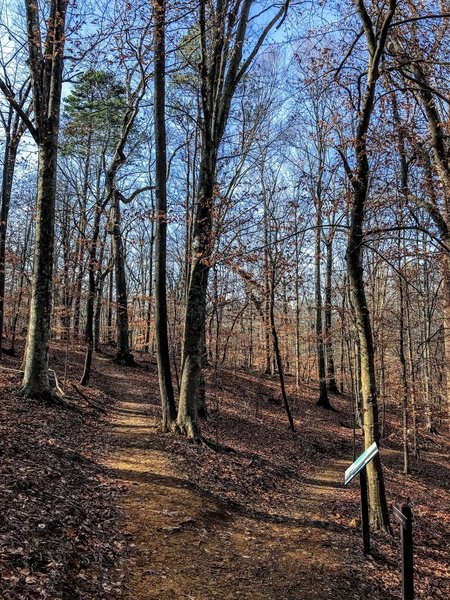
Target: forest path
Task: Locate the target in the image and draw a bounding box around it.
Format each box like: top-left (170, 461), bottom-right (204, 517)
top-left (101, 360), bottom-right (363, 600)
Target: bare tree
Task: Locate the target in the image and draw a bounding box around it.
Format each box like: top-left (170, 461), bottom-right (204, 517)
top-left (177, 0), bottom-right (290, 440)
top-left (152, 0), bottom-right (177, 430)
top-left (339, 0), bottom-right (397, 530)
top-left (0, 0), bottom-right (69, 399)
top-left (0, 77), bottom-right (30, 356)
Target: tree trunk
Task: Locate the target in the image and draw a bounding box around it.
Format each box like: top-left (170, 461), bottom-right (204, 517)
top-left (59, 191), bottom-right (72, 338)
top-left (263, 204), bottom-right (272, 375)
top-left (422, 263), bottom-right (436, 434)
top-left (144, 196), bottom-right (155, 354)
top-left (80, 203), bottom-right (103, 385)
top-left (21, 139), bottom-right (58, 400)
top-left (18, 0), bottom-right (68, 399)
top-left (72, 140), bottom-right (91, 339)
top-left (107, 262), bottom-right (113, 343)
top-left (111, 197), bottom-right (134, 365)
top-left (324, 237), bottom-right (339, 394)
top-left (315, 206), bottom-right (331, 409)
top-left (153, 0), bottom-right (177, 431)
top-left (398, 265), bottom-right (410, 474)
top-left (94, 274), bottom-right (104, 353)
top-left (10, 220), bottom-right (32, 355)
top-left (346, 188), bottom-right (390, 530)
top-left (0, 137), bottom-right (19, 355)
top-left (176, 155), bottom-right (214, 441)
top-left (269, 272), bottom-right (295, 431)
top-left (295, 225), bottom-right (301, 390)
top-left (175, 0), bottom-right (286, 440)
top-left (342, 0), bottom-right (396, 531)
top-left (443, 248), bottom-right (450, 433)
top-left (405, 288), bottom-right (418, 457)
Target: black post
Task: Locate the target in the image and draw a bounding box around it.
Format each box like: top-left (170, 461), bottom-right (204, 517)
top-left (359, 466), bottom-right (370, 555)
top-left (401, 504), bottom-right (414, 600)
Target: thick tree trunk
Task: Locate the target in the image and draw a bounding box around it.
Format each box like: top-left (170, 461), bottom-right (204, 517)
top-left (177, 157), bottom-right (214, 441)
top-left (342, 0), bottom-right (396, 531)
top-left (346, 188), bottom-right (390, 530)
top-left (153, 0), bottom-right (177, 431)
top-left (177, 252), bottom-right (210, 441)
top-left (17, 0), bottom-right (68, 399)
top-left (176, 0), bottom-right (286, 439)
top-left (21, 139), bottom-right (58, 400)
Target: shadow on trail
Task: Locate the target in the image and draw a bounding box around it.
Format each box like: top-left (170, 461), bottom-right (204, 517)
top-left (112, 465), bottom-right (351, 536)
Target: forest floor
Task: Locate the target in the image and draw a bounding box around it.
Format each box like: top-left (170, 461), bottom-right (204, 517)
top-left (1, 343), bottom-right (449, 599)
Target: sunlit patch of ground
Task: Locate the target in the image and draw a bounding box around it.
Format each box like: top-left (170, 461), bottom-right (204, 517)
top-left (102, 363), bottom-right (394, 600)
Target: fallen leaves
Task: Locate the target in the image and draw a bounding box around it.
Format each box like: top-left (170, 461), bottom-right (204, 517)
top-left (1, 343), bottom-right (449, 600)
top-left (0, 361), bottom-right (124, 600)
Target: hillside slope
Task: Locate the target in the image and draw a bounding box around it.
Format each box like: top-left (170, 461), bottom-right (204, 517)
top-left (1, 345), bottom-right (449, 599)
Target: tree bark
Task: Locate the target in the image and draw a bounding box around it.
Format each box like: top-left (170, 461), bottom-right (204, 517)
top-left (341, 0), bottom-right (396, 531)
top-left (315, 204), bottom-right (331, 409)
top-left (80, 201), bottom-right (104, 385)
top-left (17, 0), bottom-right (68, 400)
top-left (398, 255), bottom-right (410, 474)
top-left (324, 237), bottom-right (340, 394)
top-left (269, 272), bottom-right (295, 431)
top-left (153, 0), bottom-right (177, 431)
top-left (144, 194), bottom-right (155, 354)
top-left (21, 138), bottom-right (59, 399)
top-left (347, 211), bottom-right (390, 528)
top-left (443, 249), bottom-right (450, 432)
top-left (177, 157), bottom-right (214, 441)
top-left (72, 139), bottom-right (91, 339)
top-left (0, 136), bottom-right (19, 354)
top-left (111, 196), bottom-right (135, 365)
top-left (176, 0), bottom-right (288, 440)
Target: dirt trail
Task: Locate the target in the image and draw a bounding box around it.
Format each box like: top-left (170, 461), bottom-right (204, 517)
top-left (103, 362), bottom-right (365, 600)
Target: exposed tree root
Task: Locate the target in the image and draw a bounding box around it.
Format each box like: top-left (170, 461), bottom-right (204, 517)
top-left (113, 350), bottom-right (136, 366)
top-left (17, 385), bottom-right (65, 407)
top-left (175, 417), bottom-right (202, 444)
top-left (316, 398), bottom-right (334, 410)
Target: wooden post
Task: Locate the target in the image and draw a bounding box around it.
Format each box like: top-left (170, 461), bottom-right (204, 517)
top-left (360, 466), bottom-right (370, 555)
top-left (394, 504), bottom-right (414, 600)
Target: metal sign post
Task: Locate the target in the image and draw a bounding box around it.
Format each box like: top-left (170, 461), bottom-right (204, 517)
top-left (359, 466), bottom-right (370, 555)
top-left (344, 442), bottom-right (379, 556)
top-left (393, 504), bottom-right (414, 600)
